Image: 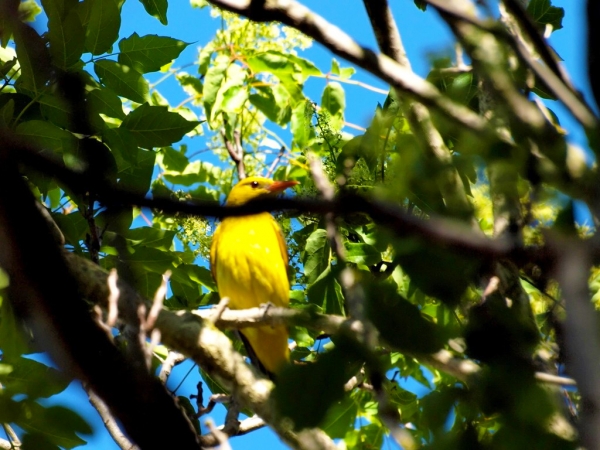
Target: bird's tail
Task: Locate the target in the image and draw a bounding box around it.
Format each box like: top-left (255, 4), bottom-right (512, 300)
top-left (237, 331), bottom-right (277, 381)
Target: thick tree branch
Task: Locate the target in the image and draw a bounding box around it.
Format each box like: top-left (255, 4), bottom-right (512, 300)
top-left (4, 132), bottom-right (560, 269)
top-left (553, 239), bottom-right (600, 449)
top-left (66, 254), bottom-right (337, 450)
top-left (0, 153), bottom-right (200, 449)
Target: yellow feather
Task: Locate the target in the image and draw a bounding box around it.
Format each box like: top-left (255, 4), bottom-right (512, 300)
top-left (210, 177), bottom-right (297, 375)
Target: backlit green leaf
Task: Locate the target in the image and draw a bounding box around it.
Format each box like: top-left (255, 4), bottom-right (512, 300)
top-left (121, 103), bottom-right (199, 148)
top-left (139, 0), bottom-right (168, 25)
top-left (85, 0), bottom-right (121, 55)
top-left (118, 33), bottom-right (189, 73)
top-left (95, 60), bottom-right (148, 103)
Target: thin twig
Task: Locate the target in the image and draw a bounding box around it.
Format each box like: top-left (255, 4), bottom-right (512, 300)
top-left (86, 386), bottom-right (140, 450)
top-left (205, 419), bottom-right (232, 450)
top-left (265, 147), bottom-right (286, 178)
top-left (1, 422), bottom-right (20, 449)
top-left (211, 297), bottom-right (230, 324)
top-left (159, 351), bottom-right (186, 383)
top-left (221, 129), bottom-right (246, 180)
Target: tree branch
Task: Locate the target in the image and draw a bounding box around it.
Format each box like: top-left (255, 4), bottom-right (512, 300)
top-left (65, 254), bottom-right (337, 450)
top-left (553, 238), bottom-right (600, 449)
top-left (206, 0), bottom-right (498, 141)
top-left (86, 386), bottom-right (140, 450)
top-left (221, 129), bottom-right (246, 180)
top-left (362, 0), bottom-right (475, 221)
top-left (0, 150), bottom-right (201, 449)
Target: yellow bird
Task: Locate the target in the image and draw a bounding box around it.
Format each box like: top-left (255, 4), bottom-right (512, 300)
top-left (210, 176), bottom-right (299, 377)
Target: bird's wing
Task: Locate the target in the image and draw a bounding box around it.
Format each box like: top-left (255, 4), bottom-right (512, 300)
top-left (209, 221), bottom-right (221, 282)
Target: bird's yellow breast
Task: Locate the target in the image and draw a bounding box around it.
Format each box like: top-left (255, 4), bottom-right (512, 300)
top-left (212, 213), bottom-right (290, 310)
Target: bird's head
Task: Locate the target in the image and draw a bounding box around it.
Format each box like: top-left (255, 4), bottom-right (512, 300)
top-left (225, 176), bottom-right (299, 206)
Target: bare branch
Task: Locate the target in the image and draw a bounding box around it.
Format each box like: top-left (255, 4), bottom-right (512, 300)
top-left (265, 146), bottom-right (286, 178)
top-left (106, 269), bottom-right (120, 328)
top-left (158, 351), bottom-right (186, 383)
top-left (86, 387), bottom-right (140, 450)
top-left (362, 0), bottom-right (475, 221)
top-left (1, 423), bottom-right (20, 449)
top-left (221, 129), bottom-right (246, 180)
top-left (205, 419), bottom-right (232, 450)
top-left (211, 297), bottom-right (230, 325)
top-left (553, 238), bottom-right (600, 449)
top-left (206, 0), bottom-right (496, 139)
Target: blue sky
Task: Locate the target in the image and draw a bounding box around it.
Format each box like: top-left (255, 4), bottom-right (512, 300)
top-left (3, 0), bottom-right (592, 449)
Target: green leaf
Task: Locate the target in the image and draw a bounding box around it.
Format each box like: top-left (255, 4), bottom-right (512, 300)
top-left (285, 53), bottom-right (321, 82)
top-left (102, 127), bottom-right (139, 172)
top-left (527, 0), bottom-right (564, 31)
top-left (202, 56), bottom-right (229, 120)
top-left (51, 212), bottom-right (88, 249)
top-left (387, 384), bottom-right (419, 422)
top-left (394, 238), bottom-right (480, 306)
top-left (344, 423), bottom-right (385, 450)
top-left (88, 87), bottom-right (126, 120)
top-left (0, 98), bottom-right (14, 128)
top-left (172, 264), bottom-right (217, 291)
top-left (321, 82), bottom-right (345, 124)
top-left (20, 432), bottom-right (61, 450)
top-left (85, 0), bottom-right (121, 55)
top-left (121, 103), bottom-right (199, 148)
top-left (307, 266), bottom-right (345, 316)
top-left (365, 280), bottom-right (443, 353)
top-left (177, 72), bottom-right (204, 96)
top-left (116, 147), bottom-right (156, 192)
top-left (302, 228), bottom-right (330, 285)
top-left (188, 184), bottom-right (219, 201)
top-left (121, 246), bottom-right (179, 274)
top-left (16, 120), bottom-right (79, 156)
top-left (94, 60), bottom-right (148, 104)
top-left (330, 58), bottom-right (355, 79)
top-left (1, 357), bottom-right (70, 398)
top-left (0, 56), bottom-right (18, 79)
top-left (344, 243), bottom-right (381, 266)
top-left (118, 33), bottom-right (189, 73)
top-left (162, 146), bottom-right (189, 171)
top-left (169, 279), bottom-right (202, 309)
top-left (46, 8), bottom-right (85, 69)
top-left (275, 337), bottom-right (361, 430)
top-left (138, 0), bottom-right (168, 25)
top-left (0, 295), bottom-right (30, 360)
top-left (18, 404), bottom-right (91, 449)
top-left (126, 227), bottom-right (175, 250)
top-left (219, 84), bottom-right (248, 114)
top-left (414, 0), bottom-right (427, 11)
top-left (249, 84), bottom-right (291, 125)
top-left (14, 25), bottom-right (51, 95)
top-left (210, 63), bottom-right (247, 122)
top-left (247, 51), bottom-right (298, 78)
top-left (291, 101), bottom-right (315, 150)
top-left (38, 94), bottom-right (74, 129)
top-left (321, 395), bottom-right (358, 438)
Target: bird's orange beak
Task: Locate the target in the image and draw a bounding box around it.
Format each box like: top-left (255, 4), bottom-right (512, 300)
top-left (267, 180), bottom-right (300, 193)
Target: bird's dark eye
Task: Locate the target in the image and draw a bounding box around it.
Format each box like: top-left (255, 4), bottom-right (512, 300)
top-left (251, 181), bottom-right (259, 188)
